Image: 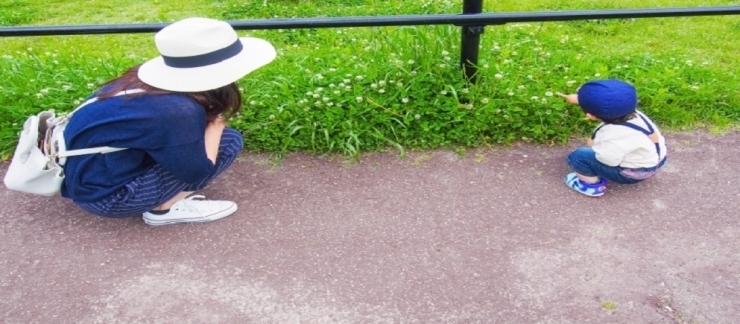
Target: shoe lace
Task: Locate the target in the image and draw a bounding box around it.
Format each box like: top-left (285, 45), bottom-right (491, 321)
top-left (173, 195), bottom-right (211, 213)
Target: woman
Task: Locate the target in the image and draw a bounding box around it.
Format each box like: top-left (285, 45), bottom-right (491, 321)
top-left (61, 17), bottom-right (276, 225)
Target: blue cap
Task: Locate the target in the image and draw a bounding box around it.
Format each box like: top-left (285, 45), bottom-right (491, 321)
top-left (577, 79), bottom-right (637, 120)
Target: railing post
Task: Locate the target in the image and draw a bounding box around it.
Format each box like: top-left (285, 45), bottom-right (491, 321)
top-left (460, 0), bottom-right (485, 84)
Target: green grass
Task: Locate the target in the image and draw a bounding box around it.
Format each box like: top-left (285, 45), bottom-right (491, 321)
top-left (1, 0), bottom-right (739, 159)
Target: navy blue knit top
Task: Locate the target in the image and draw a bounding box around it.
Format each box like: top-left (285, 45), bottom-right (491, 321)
top-left (60, 92), bottom-right (214, 203)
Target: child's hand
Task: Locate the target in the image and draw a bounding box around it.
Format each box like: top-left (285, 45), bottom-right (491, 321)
top-left (586, 138), bottom-right (594, 147)
top-left (556, 92), bottom-right (579, 105)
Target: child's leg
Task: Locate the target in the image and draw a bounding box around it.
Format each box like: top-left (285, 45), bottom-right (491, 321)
top-left (565, 147), bottom-right (638, 184)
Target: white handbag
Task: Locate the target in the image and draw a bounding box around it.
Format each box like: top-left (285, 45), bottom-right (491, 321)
top-left (3, 89), bottom-right (143, 196)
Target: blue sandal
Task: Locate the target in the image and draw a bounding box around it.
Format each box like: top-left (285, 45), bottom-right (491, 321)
top-left (565, 173), bottom-right (606, 197)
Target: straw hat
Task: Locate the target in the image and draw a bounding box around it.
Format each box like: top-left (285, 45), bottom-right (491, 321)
top-left (138, 17), bottom-right (276, 92)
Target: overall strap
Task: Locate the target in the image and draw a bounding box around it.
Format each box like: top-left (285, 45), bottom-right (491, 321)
top-left (590, 112), bottom-right (662, 161)
top-left (615, 113), bottom-right (661, 159)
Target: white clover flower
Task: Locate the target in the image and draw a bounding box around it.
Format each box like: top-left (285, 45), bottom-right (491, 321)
top-left (545, 52), bottom-right (551, 57)
top-left (512, 51), bottom-right (518, 56)
top-left (315, 74), bottom-right (324, 80)
top-left (333, 90), bottom-right (341, 95)
top-left (343, 79), bottom-right (351, 83)
top-left (408, 60), bottom-right (415, 64)
top-left (411, 70), bottom-right (418, 75)
top-left (439, 64), bottom-right (446, 68)
top-left (396, 82), bottom-right (404, 87)
top-left (345, 86), bottom-right (351, 91)
top-left (312, 93), bottom-right (320, 98)
top-left (461, 88), bottom-right (469, 93)
top-left (504, 59), bottom-right (511, 64)
top-left (36, 93), bottom-right (44, 98)
top-left (87, 83), bottom-right (94, 88)
top-left (356, 96), bottom-right (363, 102)
top-left (329, 84), bottom-right (335, 88)
top-left (541, 98), bottom-right (547, 104)
top-left (444, 56), bottom-right (451, 61)
top-left (62, 85), bottom-right (71, 91)
top-left (338, 83), bottom-right (345, 88)
top-left (493, 45), bottom-right (500, 51)
top-left (441, 90), bottom-right (448, 95)
top-left (316, 87), bottom-right (324, 92)
top-left (442, 50), bottom-right (449, 56)
top-left (567, 80), bottom-right (576, 87)
top-left (518, 85), bottom-right (525, 90)
top-left (327, 102), bottom-right (334, 106)
top-left (379, 89), bottom-right (386, 94)
top-left (527, 75), bottom-right (533, 79)
top-left (546, 109), bottom-right (552, 115)
top-left (371, 83), bottom-right (378, 88)
top-left (73, 99), bottom-right (81, 105)
top-left (686, 60), bottom-right (693, 66)
top-left (465, 104), bottom-right (474, 109)
top-left (531, 96), bottom-right (539, 100)
top-left (356, 75), bottom-right (364, 81)
top-left (40, 88), bottom-right (50, 94)
top-left (495, 73), bottom-right (503, 79)
top-left (306, 91), bottom-right (314, 96)
top-left (414, 114), bottom-right (421, 120)
top-left (690, 85), bottom-right (700, 91)
top-left (378, 80), bottom-right (386, 87)
top-left (322, 97), bottom-right (330, 102)
top-left (402, 98), bottom-right (409, 104)
top-left (483, 64), bottom-right (490, 69)
top-left (329, 68), bottom-right (337, 72)
top-left (314, 101), bottom-right (322, 107)
top-left (508, 91), bottom-right (515, 96)
top-left (346, 73), bottom-right (353, 77)
top-left (249, 100), bottom-right (257, 105)
top-left (269, 114), bottom-right (275, 119)
top-left (481, 98), bottom-right (490, 104)
top-left (594, 73), bottom-right (601, 77)
top-left (545, 91), bottom-right (553, 97)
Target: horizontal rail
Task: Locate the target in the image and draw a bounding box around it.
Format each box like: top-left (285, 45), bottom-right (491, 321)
top-left (1, 6), bottom-right (739, 37)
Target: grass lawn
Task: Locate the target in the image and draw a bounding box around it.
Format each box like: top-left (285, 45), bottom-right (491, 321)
top-left (1, 0), bottom-right (739, 158)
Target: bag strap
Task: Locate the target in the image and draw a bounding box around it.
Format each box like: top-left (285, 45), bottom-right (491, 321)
top-left (67, 88), bottom-right (145, 118)
top-left (56, 89), bottom-right (144, 158)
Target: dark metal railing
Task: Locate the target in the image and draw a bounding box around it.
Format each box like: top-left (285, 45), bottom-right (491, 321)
top-left (2, 3), bottom-right (739, 82)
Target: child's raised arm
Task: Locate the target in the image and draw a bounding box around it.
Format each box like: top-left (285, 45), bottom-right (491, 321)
top-left (556, 92), bottom-right (579, 105)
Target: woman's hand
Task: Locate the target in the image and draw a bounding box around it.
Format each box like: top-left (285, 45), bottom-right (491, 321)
top-left (204, 116), bottom-right (226, 164)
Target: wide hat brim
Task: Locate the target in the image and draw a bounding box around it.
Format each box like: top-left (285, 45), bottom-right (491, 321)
top-left (138, 37), bottom-right (276, 92)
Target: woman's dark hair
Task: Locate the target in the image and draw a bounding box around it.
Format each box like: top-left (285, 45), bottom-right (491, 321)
top-left (600, 112), bottom-right (637, 124)
top-left (97, 64), bottom-right (242, 121)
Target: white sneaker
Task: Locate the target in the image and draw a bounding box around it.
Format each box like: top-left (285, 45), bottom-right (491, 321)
top-left (142, 195), bottom-right (237, 226)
